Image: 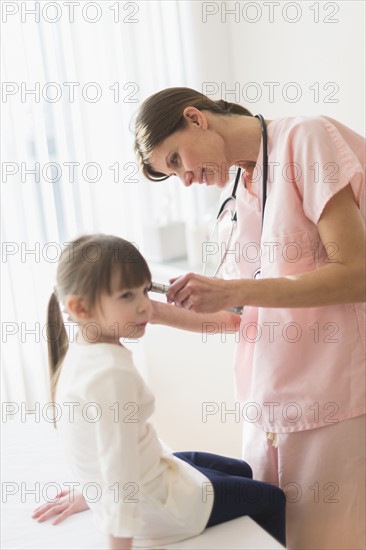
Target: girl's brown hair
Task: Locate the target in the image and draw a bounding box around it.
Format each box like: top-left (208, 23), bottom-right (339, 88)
top-left (133, 87), bottom-right (253, 182)
top-left (47, 234), bottom-right (151, 409)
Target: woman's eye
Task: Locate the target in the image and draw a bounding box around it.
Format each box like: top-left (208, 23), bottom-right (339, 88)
top-left (171, 153), bottom-right (178, 165)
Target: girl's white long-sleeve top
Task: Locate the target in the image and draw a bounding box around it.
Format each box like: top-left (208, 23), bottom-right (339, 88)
top-left (56, 342), bottom-right (214, 548)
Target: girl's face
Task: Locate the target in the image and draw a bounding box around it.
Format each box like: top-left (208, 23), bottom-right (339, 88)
top-left (76, 281), bottom-right (153, 345)
top-left (149, 108), bottom-right (232, 188)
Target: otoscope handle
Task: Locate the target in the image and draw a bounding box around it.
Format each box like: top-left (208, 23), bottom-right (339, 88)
top-left (226, 306), bottom-right (244, 315)
top-left (149, 282), bottom-right (171, 295)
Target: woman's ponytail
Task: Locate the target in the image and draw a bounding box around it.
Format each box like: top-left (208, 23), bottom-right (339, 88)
top-left (214, 99), bottom-right (252, 117)
top-left (47, 291), bottom-right (68, 412)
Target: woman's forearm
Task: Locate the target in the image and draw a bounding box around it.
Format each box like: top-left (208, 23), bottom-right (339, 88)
top-left (150, 299), bottom-right (241, 332)
top-left (166, 263), bottom-right (365, 314)
top-left (230, 263), bottom-right (365, 309)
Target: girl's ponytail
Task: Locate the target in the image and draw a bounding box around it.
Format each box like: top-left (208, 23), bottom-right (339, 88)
top-left (47, 290), bottom-right (68, 409)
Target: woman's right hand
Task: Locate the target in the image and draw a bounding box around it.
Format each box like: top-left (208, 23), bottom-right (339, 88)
top-left (167, 272), bottom-right (237, 314)
top-left (32, 489), bottom-right (89, 525)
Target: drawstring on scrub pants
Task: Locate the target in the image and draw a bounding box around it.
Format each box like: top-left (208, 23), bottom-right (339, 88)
top-left (267, 432), bottom-right (279, 448)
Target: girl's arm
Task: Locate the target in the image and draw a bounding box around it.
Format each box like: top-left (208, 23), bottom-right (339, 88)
top-left (109, 535), bottom-right (132, 550)
top-left (166, 185), bottom-right (366, 312)
top-left (150, 299), bottom-right (241, 332)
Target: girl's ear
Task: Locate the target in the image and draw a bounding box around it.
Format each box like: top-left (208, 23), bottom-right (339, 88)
top-left (65, 296), bottom-right (92, 321)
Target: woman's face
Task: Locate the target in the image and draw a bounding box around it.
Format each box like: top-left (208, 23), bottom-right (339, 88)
top-left (149, 108), bottom-right (232, 188)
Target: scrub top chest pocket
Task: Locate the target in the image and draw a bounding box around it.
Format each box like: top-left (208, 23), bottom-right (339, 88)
top-left (260, 230), bottom-right (316, 278)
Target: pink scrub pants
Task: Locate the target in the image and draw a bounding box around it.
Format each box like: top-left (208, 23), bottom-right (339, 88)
top-left (241, 414), bottom-right (365, 549)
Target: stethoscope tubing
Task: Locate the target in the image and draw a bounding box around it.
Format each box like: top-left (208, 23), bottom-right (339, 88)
top-left (256, 113), bottom-right (268, 228)
top-left (207, 114), bottom-right (268, 279)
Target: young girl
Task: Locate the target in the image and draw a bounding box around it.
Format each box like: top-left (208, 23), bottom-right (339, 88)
top-left (33, 234), bottom-right (286, 549)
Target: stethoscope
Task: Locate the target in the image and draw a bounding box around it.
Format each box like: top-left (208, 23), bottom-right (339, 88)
top-left (203, 113), bottom-right (268, 281)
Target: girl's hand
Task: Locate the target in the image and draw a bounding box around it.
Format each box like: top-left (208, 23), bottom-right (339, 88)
top-left (148, 298), bottom-right (241, 332)
top-left (32, 489), bottom-right (89, 525)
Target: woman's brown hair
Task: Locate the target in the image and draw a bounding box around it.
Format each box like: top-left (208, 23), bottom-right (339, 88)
top-left (133, 87), bottom-right (253, 181)
top-left (46, 234), bottom-right (151, 413)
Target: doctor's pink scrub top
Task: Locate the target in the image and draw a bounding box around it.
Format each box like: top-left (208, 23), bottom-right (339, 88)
top-left (219, 115), bottom-right (365, 434)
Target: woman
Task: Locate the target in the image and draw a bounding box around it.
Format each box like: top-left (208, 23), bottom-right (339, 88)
top-left (134, 87), bottom-right (365, 549)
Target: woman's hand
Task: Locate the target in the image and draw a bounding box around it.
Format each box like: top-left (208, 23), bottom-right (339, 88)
top-left (32, 489), bottom-right (89, 525)
top-left (167, 273), bottom-right (237, 314)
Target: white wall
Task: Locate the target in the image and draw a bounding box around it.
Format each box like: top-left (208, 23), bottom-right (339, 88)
top-left (145, 322), bottom-right (242, 455)
top-left (222, 0), bottom-right (364, 132)
top-left (142, 263), bottom-right (243, 457)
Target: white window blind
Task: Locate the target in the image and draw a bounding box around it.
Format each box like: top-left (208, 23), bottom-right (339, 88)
top-left (2, 1), bottom-right (227, 407)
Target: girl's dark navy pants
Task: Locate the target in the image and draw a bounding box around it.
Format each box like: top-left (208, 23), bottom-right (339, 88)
top-left (173, 451), bottom-right (286, 547)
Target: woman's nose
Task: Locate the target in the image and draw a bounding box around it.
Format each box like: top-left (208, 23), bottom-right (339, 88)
top-left (182, 172), bottom-right (193, 187)
top-left (173, 165), bottom-right (192, 187)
